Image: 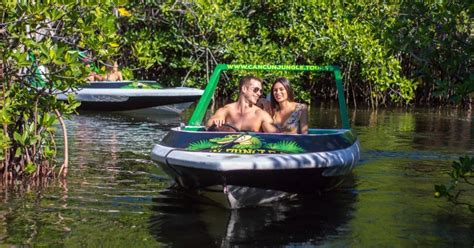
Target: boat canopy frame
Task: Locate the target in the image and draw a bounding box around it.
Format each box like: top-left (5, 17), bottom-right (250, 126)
top-left (187, 64), bottom-right (350, 129)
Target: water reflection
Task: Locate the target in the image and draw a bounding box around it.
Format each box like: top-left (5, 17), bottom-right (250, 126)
top-left (432, 210), bottom-right (474, 247)
top-left (149, 188), bottom-right (356, 247)
top-left (311, 104), bottom-right (473, 153)
top-left (78, 107), bottom-right (184, 128)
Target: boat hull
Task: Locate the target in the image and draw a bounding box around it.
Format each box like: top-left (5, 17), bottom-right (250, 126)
top-left (151, 128), bottom-right (360, 194)
top-left (156, 162), bottom-right (350, 194)
top-left (57, 82), bottom-right (203, 111)
top-left (76, 94), bottom-right (200, 111)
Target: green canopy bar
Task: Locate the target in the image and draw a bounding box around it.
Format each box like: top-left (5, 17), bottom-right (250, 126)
top-left (187, 64), bottom-right (350, 129)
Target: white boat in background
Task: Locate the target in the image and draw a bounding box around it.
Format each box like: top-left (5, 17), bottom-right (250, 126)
top-left (154, 102), bottom-right (194, 114)
top-left (57, 81), bottom-right (203, 111)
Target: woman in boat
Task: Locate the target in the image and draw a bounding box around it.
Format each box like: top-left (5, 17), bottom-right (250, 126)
top-left (105, 61), bottom-right (123, 81)
top-left (269, 77), bottom-right (308, 134)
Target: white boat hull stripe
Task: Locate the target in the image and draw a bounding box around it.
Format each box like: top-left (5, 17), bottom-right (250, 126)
top-left (57, 88), bottom-right (204, 100)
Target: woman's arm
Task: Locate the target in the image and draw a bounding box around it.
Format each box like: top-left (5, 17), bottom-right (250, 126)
top-left (299, 104), bottom-right (309, 134)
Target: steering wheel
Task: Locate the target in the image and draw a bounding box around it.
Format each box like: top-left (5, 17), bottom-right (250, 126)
top-left (207, 123), bottom-right (241, 132)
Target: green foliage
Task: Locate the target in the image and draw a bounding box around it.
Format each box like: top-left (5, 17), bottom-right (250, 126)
top-left (186, 140), bottom-right (215, 151)
top-left (24, 162), bottom-right (37, 174)
top-left (116, 2), bottom-right (411, 104)
top-left (0, 1), bottom-right (120, 179)
top-left (386, 2), bottom-right (472, 106)
top-left (116, 2), bottom-right (470, 107)
top-left (435, 156), bottom-right (474, 212)
top-left (265, 141), bottom-right (305, 154)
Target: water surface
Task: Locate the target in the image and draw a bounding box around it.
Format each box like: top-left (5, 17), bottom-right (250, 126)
top-left (0, 106), bottom-right (472, 247)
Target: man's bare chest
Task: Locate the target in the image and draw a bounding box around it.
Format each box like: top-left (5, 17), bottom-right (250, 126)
top-left (226, 111), bottom-right (260, 129)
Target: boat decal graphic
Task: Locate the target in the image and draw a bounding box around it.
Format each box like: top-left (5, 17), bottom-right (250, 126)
top-left (265, 140), bottom-right (305, 153)
top-left (186, 134), bottom-right (305, 154)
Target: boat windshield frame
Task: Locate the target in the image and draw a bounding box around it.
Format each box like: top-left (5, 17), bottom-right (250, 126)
top-left (187, 64), bottom-right (350, 129)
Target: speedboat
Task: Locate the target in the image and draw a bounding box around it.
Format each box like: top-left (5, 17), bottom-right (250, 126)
top-left (57, 80), bottom-right (204, 111)
top-left (151, 64), bottom-right (360, 208)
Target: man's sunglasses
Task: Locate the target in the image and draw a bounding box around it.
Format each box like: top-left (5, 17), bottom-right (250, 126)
top-left (249, 86), bottom-right (263, 94)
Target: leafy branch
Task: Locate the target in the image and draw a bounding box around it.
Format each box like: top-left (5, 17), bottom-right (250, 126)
top-left (435, 156), bottom-right (474, 212)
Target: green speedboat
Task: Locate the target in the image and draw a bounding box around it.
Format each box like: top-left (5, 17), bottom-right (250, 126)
top-left (151, 64), bottom-right (360, 208)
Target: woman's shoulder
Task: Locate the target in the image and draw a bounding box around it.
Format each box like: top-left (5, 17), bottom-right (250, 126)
top-left (295, 102), bottom-right (307, 111)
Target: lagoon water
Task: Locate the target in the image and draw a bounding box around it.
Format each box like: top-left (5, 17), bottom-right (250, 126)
top-left (0, 104), bottom-right (472, 247)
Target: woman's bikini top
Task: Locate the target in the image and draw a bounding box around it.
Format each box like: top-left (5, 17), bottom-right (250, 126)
top-left (274, 103), bottom-right (304, 133)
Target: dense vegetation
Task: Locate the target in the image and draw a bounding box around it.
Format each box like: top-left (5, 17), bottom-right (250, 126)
top-left (0, 1), bottom-right (472, 180)
top-left (118, 1), bottom-right (472, 108)
top-left (0, 1), bottom-right (121, 180)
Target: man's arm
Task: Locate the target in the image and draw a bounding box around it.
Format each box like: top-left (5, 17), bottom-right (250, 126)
top-left (260, 110), bottom-right (279, 133)
top-left (94, 73), bottom-right (105, 81)
top-left (205, 106), bottom-right (228, 129)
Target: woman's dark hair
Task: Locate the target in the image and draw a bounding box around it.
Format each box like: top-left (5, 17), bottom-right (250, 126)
top-left (270, 77), bottom-right (295, 110)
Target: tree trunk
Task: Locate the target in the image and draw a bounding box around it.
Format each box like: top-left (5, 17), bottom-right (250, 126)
top-left (54, 109), bottom-right (68, 177)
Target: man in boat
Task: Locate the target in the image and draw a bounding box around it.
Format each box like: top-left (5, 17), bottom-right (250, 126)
top-left (85, 63), bottom-right (104, 81)
top-left (206, 76), bottom-right (279, 133)
top-left (83, 57), bottom-right (105, 81)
